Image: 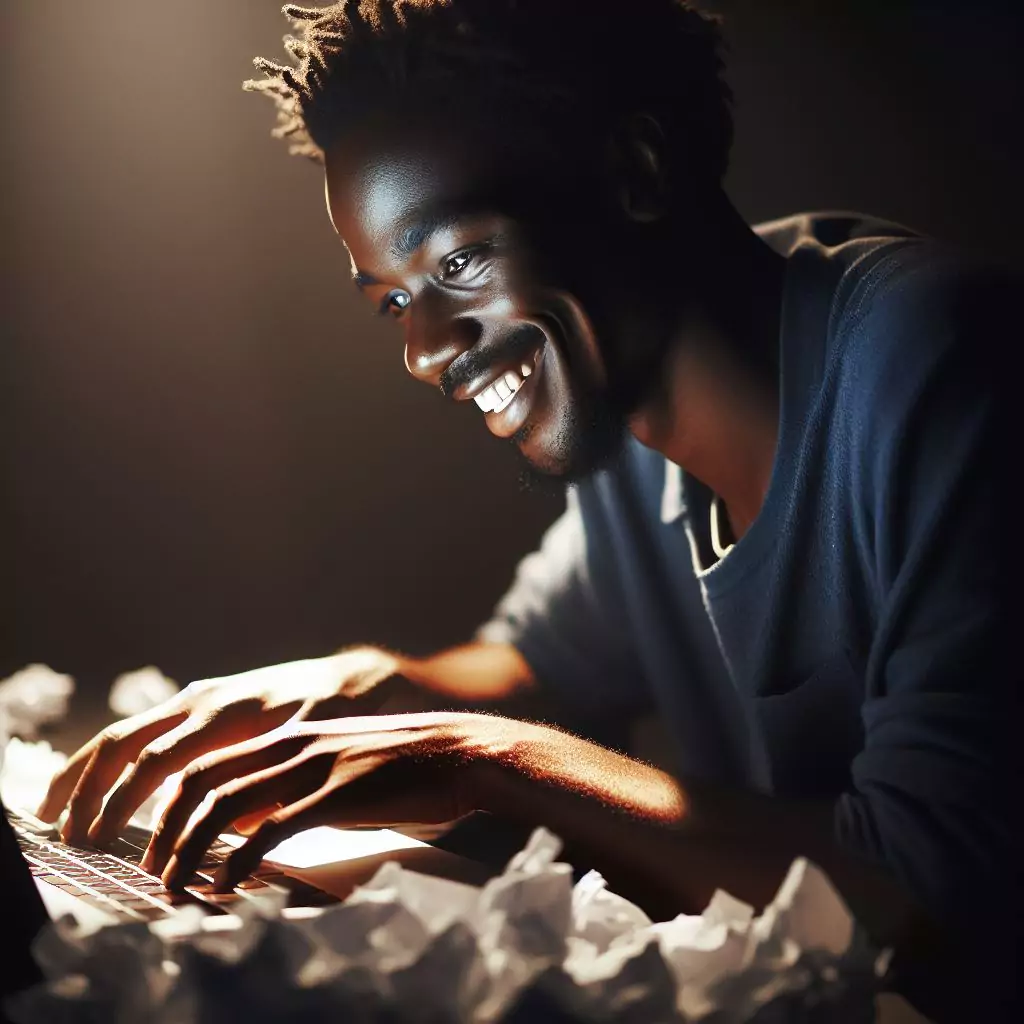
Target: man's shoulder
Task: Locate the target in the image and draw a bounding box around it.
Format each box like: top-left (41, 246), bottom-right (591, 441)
top-left (757, 211), bottom-right (944, 355)
top-left (820, 237), bottom-right (1014, 496)
top-left (759, 210), bottom-right (1014, 338)
top-left (754, 209), bottom-right (921, 258)
top-left (828, 235), bottom-right (1015, 388)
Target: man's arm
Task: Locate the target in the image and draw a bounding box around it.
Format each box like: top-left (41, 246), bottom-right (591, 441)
top-left (43, 639), bottom-right (538, 842)
top-left (51, 482), bottom-right (643, 842)
top-left (370, 641), bottom-right (535, 711)
top-left (382, 486), bottom-right (655, 742)
top-left (469, 725), bottom-right (935, 952)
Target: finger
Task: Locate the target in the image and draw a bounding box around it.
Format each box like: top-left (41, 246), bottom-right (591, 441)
top-left (88, 716), bottom-right (273, 849)
top-left (37, 706), bottom-right (184, 825)
top-left (213, 788), bottom-right (334, 892)
top-left (233, 804), bottom-right (284, 836)
top-left (162, 754), bottom-right (328, 891)
top-left (142, 735), bottom-right (305, 875)
top-left (59, 710), bottom-right (188, 844)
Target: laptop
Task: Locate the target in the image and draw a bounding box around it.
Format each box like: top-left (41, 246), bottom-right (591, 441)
top-left (2, 789), bottom-right (492, 1008)
top-left (1, 790), bottom-right (328, 1003)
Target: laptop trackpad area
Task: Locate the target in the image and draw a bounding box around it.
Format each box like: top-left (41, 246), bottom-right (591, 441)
top-left (217, 827), bottom-right (492, 902)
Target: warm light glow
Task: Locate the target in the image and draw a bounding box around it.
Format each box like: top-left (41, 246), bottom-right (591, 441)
top-left (216, 825), bottom-right (426, 868)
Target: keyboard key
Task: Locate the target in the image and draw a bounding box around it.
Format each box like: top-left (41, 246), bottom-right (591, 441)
top-left (33, 873), bottom-right (68, 886)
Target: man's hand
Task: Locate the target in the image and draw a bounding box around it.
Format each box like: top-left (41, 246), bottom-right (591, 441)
top-left (145, 711), bottom-right (503, 890)
top-left (37, 647), bottom-right (405, 846)
top-left (122, 702), bottom-right (927, 966)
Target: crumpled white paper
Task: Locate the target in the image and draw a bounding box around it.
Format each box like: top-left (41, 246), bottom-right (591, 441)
top-left (6, 828), bottom-right (890, 1023)
top-left (0, 665), bottom-right (74, 811)
top-left (108, 667), bottom-right (180, 718)
top-left (0, 664), bottom-right (74, 740)
top-left (0, 737), bottom-right (68, 815)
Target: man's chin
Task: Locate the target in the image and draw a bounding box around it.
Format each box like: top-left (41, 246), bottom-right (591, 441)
top-left (515, 459), bottom-right (566, 497)
top-left (512, 415), bottom-right (627, 493)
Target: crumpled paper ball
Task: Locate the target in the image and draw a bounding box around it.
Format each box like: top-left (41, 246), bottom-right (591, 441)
top-left (5, 828), bottom-right (890, 1024)
top-left (0, 737), bottom-right (68, 815)
top-left (108, 667), bottom-right (179, 718)
top-left (0, 664), bottom-right (74, 740)
top-left (0, 665), bottom-right (74, 810)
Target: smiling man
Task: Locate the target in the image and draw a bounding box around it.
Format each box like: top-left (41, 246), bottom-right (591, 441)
top-left (39, 2), bottom-right (1016, 1019)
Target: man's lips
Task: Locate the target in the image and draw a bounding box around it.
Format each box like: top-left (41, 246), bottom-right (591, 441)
top-left (451, 341), bottom-right (541, 405)
top-left (483, 343), bottom-right (546, 439)
top-left (444, 320), bottom-right (555, 440)
top-left (470, 345), bottom-right (542, 415)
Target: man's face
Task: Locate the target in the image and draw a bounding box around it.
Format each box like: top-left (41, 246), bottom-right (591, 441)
top-left (324, 109), bottom-right (661, 480)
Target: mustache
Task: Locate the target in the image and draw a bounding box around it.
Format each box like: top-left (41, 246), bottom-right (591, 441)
top-left (438, 324), bottom-right (545, 398)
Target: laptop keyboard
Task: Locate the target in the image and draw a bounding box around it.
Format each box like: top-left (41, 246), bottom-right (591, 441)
top-left (10, 807), bottom-right (274, 922)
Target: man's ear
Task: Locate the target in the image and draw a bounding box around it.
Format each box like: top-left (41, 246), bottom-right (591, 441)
top-left (606, 113), bottom-right (671, 224)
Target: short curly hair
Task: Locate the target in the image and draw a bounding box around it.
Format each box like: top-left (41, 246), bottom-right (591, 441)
top-left (246, 0), bottom-right (733, 184)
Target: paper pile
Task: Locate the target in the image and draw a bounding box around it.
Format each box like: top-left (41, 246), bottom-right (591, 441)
top-left (7, 829), bottom-right (889, 1023)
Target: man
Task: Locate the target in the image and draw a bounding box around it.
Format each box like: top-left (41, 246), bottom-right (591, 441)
top-left (39, 1), bottom-right (1016, 1018)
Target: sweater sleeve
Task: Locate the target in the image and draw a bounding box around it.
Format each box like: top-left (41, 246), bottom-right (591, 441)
top-left (832, 252), bottom-right (1018, 1015)
top-left (476, 487), bottom-right (651, 729)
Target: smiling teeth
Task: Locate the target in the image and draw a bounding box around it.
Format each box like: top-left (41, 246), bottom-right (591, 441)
top-left (474, 369), bottom-right (524, 413)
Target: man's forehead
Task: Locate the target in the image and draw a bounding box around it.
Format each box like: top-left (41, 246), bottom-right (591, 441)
top-left (323, 113), bottom-right (572, 240)
top-left (328, 144), bottom-right (437, 216)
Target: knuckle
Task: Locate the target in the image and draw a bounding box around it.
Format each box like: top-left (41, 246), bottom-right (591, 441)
top-left (212, 784), bottom-right (243, 810)
top-left (110, 763), bottom-right (139, 793)
top-left (254, 816), bottom-right (281, 840)
top-left (136, 738), bottom-right (173, 766)
top-left (300, 741), bottom-right (330, 763)
top-left (184, 677), bottom-right (216, 696)
top-left (181, 758), bottom-right (215, 788)
top-left (96, 728), bottom-right (126, 752)
top-left (132, 746), bottom-right (157, 770)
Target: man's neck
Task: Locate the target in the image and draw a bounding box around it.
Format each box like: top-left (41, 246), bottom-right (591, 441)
top-left (628, 218), bottom-right (786, 541)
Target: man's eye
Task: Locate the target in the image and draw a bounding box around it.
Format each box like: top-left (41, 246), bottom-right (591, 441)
top-left (378, 291), bottom-right (411, 318)
top-left (441, 250), bottom-right (474, 278)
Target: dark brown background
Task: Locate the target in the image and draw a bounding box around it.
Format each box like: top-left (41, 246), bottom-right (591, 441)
top-left (4, 1), bottom-right (1022, 737)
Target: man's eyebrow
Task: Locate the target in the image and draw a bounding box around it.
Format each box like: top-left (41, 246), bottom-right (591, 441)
top-left (389, 206), bottom-right (468, 262)
top-left (351, 204), bottom-right (484, 289)
top-left (352, 270), bottom-right (379, 291)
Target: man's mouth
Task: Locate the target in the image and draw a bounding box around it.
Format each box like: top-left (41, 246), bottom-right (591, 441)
top-left (471, 351), bottom-right (538, 414)
top-left (466, 343), bottom-right (545, 440)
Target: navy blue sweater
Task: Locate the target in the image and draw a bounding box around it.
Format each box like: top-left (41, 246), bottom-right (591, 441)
top-left (481, 212), bottom-right (1018, 1018)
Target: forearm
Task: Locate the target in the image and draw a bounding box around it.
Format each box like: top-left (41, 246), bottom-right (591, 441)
top-left (472, 723), bottom-right (937, 955)
top-left (329, 641), bottom-right (537, 717)
top-left (397, 642), bottom-right (536, 701)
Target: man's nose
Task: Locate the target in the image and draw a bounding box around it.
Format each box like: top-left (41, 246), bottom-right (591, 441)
top-left (403, 295), bottom-right (481, 388)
